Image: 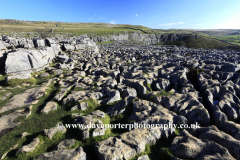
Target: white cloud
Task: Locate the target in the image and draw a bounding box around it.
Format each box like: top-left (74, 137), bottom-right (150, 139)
top-left (88, 18), bottom-right (92, 21)
top-left (195, 23), bottom-right (205, 26)
top-left (159, 22), bottom-right (185, 26)
top-left (110, 20), bottom-right (116, 24)
top-left (101, 17), bottom-right (103, 19)
top-left (212, 12), bottom-right (240, 29)
top-left (95, 15), bottom-right (97, 16)
top-left (136, 14), bottom-right (138, 17)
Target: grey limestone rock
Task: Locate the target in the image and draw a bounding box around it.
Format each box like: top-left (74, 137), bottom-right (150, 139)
top-left (41, 101), bottom-right (58, 114)
top-left (122, 87), bottom-right (137, 98)
top-left (0, 106), bottom-right (32, 134)
top-left (170, 130), bottom-right (235, 160)
top-left (16, 137), bottom-right (40, 155)
top-left (33, 39), bottom-right (45, 48)
top-left (37, 147), bottom-right (88, 160)
top-left (138, 155), bottom-right (149, 160)
top-left (43, 126), bottom-right (67, 140)
top-left (55, 139), bottom-right (76, 150)
top-left (0, 87), bottom-right (48, 114)
top-left (94, 137), bottom-right (137, 160)
top-left (0, 41), bottom-right (6, 50)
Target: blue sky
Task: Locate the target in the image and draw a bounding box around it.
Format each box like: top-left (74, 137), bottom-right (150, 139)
top-left (0, 0), bottom-right (240, 29)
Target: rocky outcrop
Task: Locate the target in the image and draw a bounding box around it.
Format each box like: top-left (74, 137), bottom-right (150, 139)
top-left (171, 130), bottom-right (235, 159)
top-left (129, 99), bottom-right (188, 125)
top-left (60, 35), bottom-right (99, 53)
top-left (3, 35), bottom-right (240, 159)
top-left (5, 44), bottom-right (59, 80)
top-left (2, 35), bottom-right (99, 80)
top-left (189, 125), bottom-right (240, 159)
top-left (72, 110), bottom-right (106, 140)
top-left (154, 91), bottom-right (210, 127)
top-left (94, 126), bottom-right (174, 160)
top-left (93, 32), bottom-right (200, 45)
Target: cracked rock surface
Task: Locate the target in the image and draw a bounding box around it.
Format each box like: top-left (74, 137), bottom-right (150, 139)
top-left (2, 37), bottom-right (240, 160)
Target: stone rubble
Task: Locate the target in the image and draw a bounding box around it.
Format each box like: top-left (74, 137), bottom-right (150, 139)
top-left (2, 36), bottom-right (240, 159)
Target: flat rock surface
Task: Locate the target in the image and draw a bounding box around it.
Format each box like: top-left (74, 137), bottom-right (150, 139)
top-left (0, 106), bottom-right (31, 134)
top-left (0, 87), bottom-right (48, 114)
top-left (37, 147), bottom-right (88, 160)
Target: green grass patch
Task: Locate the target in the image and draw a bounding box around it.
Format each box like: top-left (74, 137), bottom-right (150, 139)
top-left (149, 90), bottom-right (174, 101)
top-left (159, 147), bottom-right (174, 159)
top-left (0, 75), bottom-right (6, 80)
top-left (0, 19), bottom-right (157, 37)
top-left (92, 81), bottom-right (97, 86)
top-left (147, 84), bottom-right (152, 91)
top-left (142, 72), bottom-right (149, 77)
top-left (73, 87), bottom-right (85, 91)
top-left (213, 35), bottom-right (240, 46)
top-left (90, 86), bottom-right (97, 91)
top-left (0, 84), bottom-right (66, 159)
top-left (0, 85), bottom-right (137, 159)
top-left (90, 114), bottom-right (118, 142)
top-left (72, 98), bottom-right (100, 116)
top-left (175, 128), bottom-right (181, 136)
top-left (7, 77), bottom-right (37, 87)
top-left (106, 100), bottom-right (121, 106)
top-left (15, 132), bottom-right (66, 160)
top-left (157, 36), bottom-right (240, 51)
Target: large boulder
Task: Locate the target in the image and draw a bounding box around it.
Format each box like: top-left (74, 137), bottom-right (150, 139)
top-left (5, 49), bottom-right (32, 79)
top-left (19, 39), bottom-right (34, 49)
top-left (5, 46), bottom-right (58, 80)
top-left (41, 101), bottom-right (58, 114)
top-left (33, 39), bottom-right (45, 48)
top-left (0, 41), bottom-right (6, 50)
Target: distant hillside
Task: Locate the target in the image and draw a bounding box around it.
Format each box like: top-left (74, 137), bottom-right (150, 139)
top-left (182, 29), bottom-right (240, 46)
top-left (0, 19), bottom-right (240, 50)
top-left (0, 19), bottom-right (193, 37)
top-left (158, 36), bottom-right (240, 51)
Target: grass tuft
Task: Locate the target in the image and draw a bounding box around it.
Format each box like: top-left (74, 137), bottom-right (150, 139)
top-left (7, 77), bottom-right (37, 87)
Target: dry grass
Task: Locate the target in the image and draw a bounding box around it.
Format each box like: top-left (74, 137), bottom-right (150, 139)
top-left (0, 19), bottom-right (193, 37)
